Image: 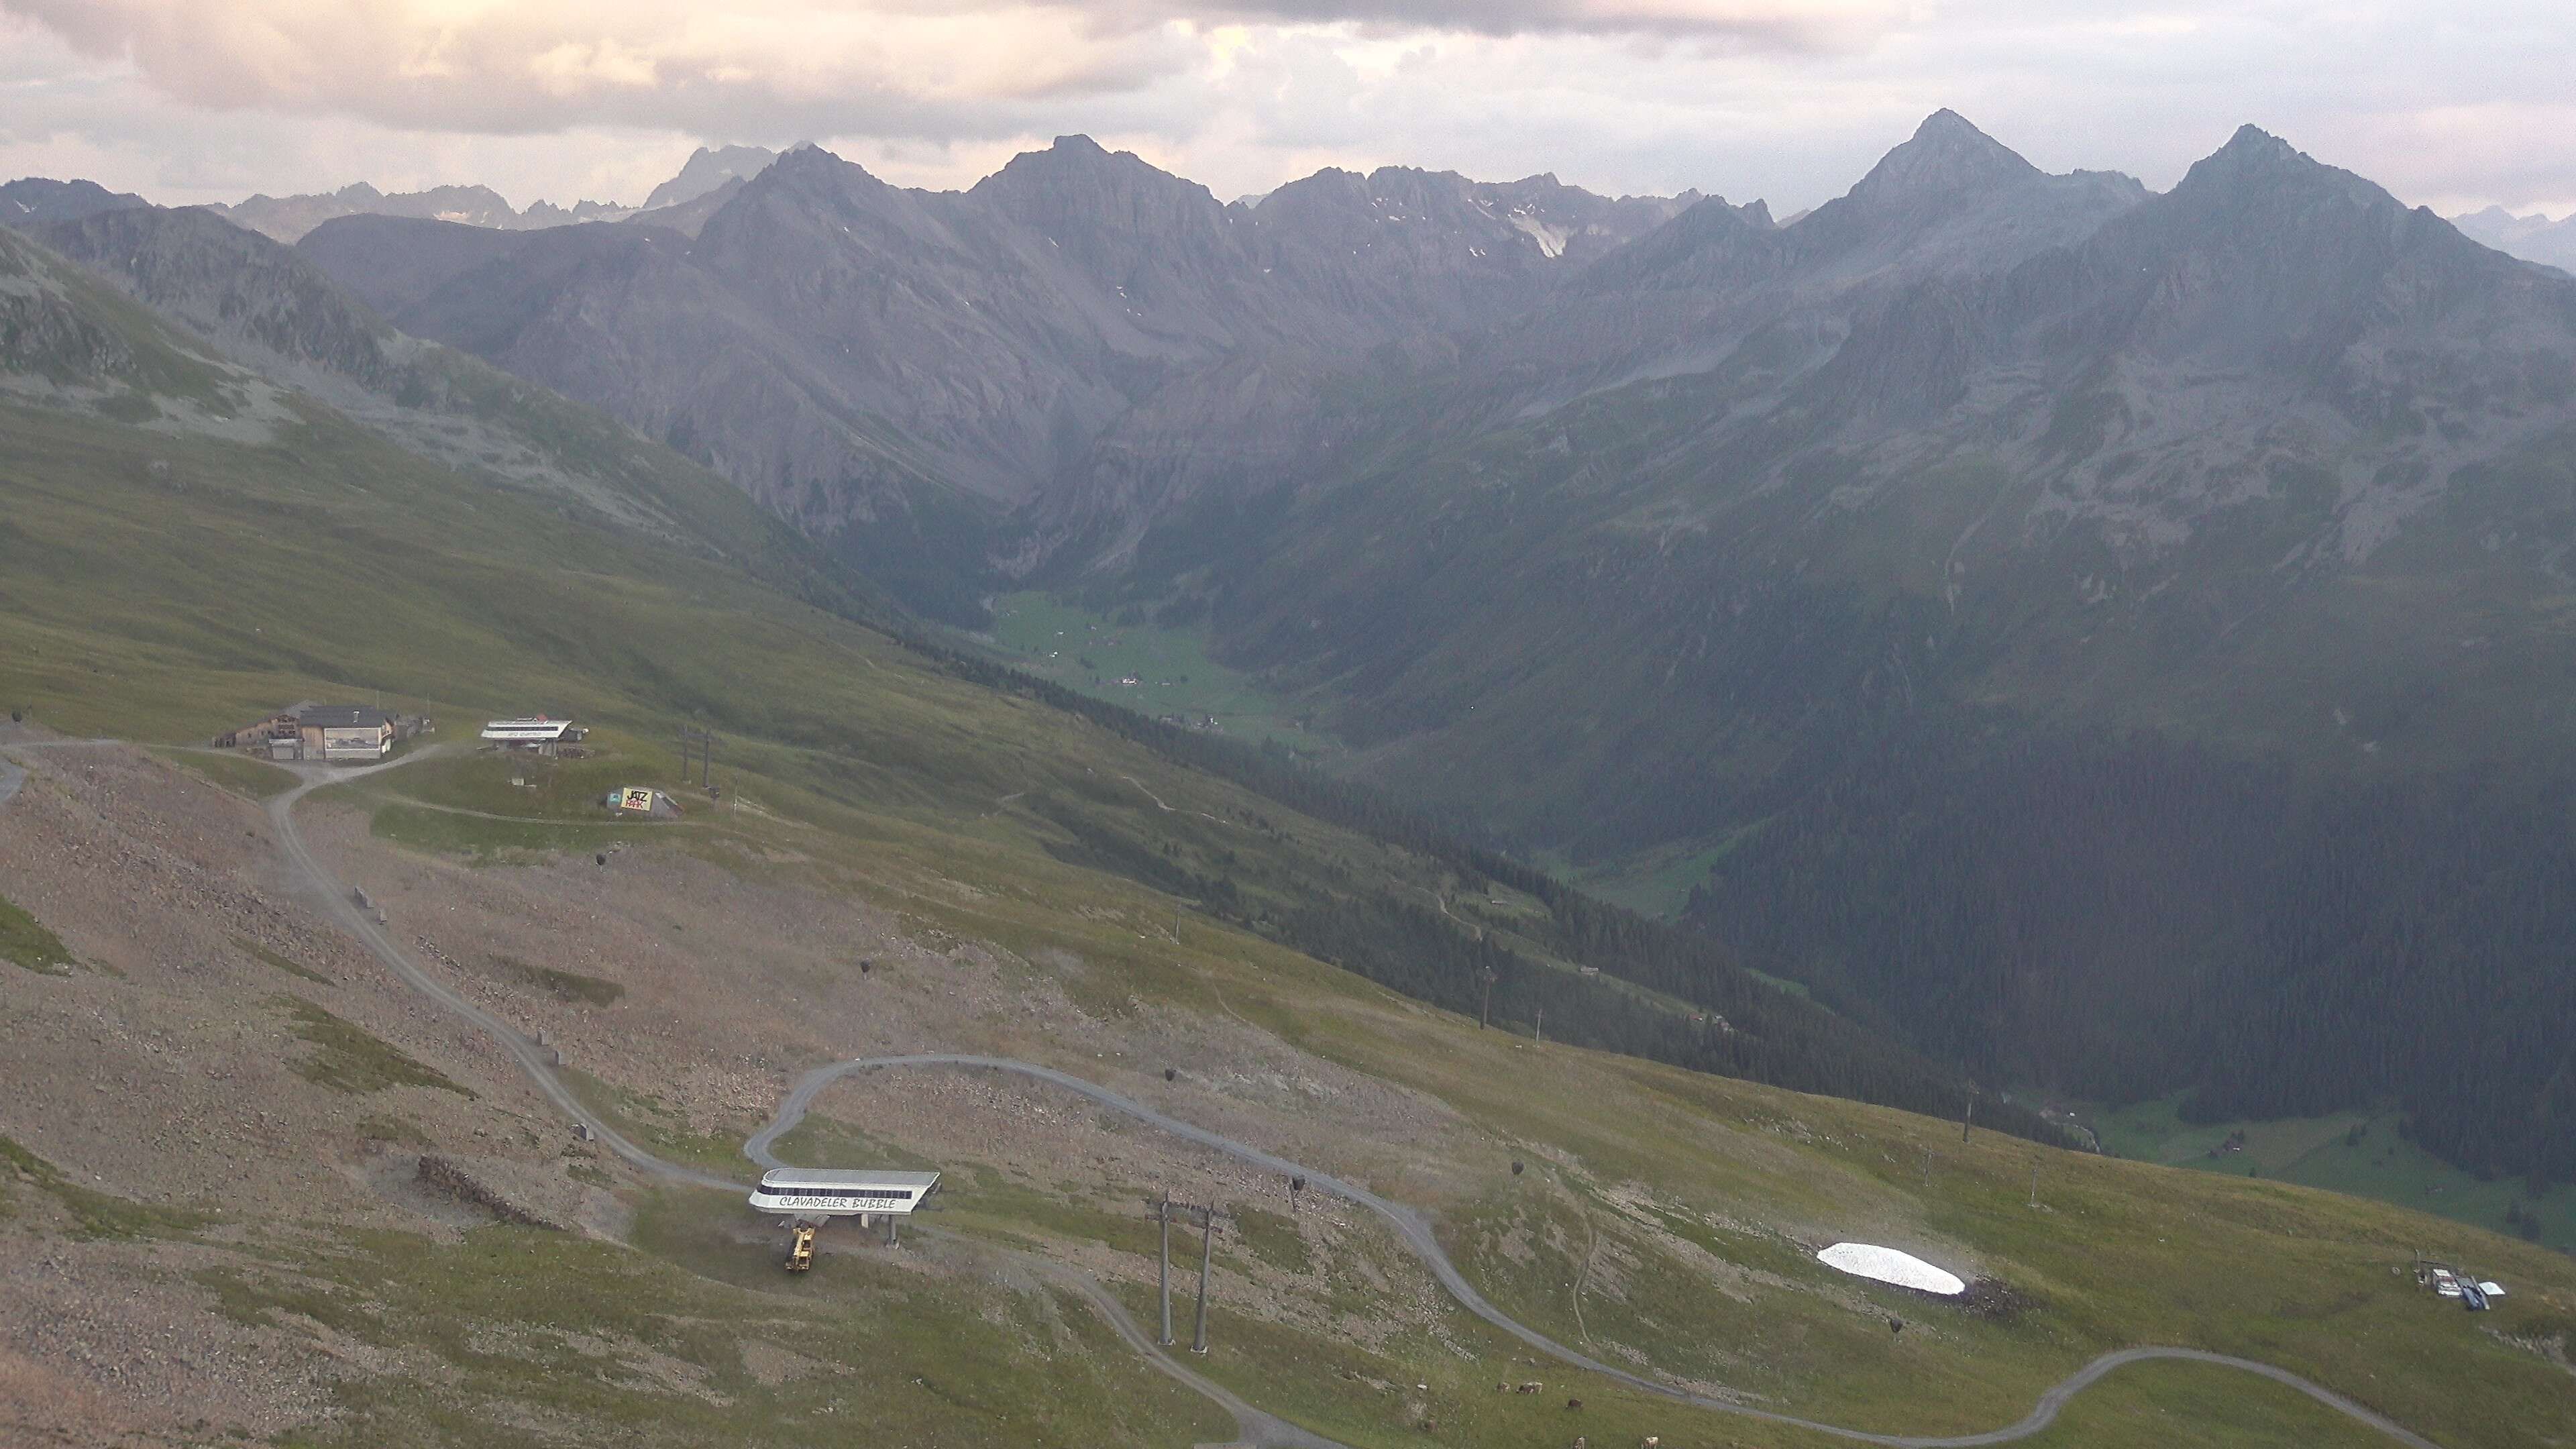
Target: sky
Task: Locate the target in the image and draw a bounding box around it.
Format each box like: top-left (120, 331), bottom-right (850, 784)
top-left (2, 1), bottom-right (2571, 219)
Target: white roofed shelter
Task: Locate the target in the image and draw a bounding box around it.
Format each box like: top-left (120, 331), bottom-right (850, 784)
top-left (480, 716), bottom-right (580, 753)
top-left (751, 1168), bottom-right (941, 1244)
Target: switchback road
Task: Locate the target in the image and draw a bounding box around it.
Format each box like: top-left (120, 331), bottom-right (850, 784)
top-left (746, 1056), bottom-right (2443, 1449)
top-left (0, 741), bottom-right (2440, 1449)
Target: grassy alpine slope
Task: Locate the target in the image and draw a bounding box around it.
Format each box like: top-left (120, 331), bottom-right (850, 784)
top-left (0, 221), bottom-right (2571, 1447)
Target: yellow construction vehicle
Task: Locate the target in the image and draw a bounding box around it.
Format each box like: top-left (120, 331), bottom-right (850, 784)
top-left (785, 1222), bottom-right (817, 1272)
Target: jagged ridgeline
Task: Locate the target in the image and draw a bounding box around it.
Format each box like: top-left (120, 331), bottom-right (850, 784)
top-left (0, 214), bottom-right (2063, 1155)
top-left (27, 109), bottom-right (2575, 1184)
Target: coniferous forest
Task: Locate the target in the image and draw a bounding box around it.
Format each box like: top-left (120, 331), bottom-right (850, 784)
top-left (1688, 733), bottom-right (2576, 1191)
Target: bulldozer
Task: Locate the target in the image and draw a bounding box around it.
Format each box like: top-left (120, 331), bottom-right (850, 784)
top-left (785, 1222), bottom-right (817, 1272)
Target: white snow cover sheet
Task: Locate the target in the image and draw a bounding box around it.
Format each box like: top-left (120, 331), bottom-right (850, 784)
top-left (1817, 1242), bottom-right (1966, 1295)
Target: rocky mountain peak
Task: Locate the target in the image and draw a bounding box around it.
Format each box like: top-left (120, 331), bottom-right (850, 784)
top-left (642, 144), bottom-right (777, 211)
top-left (978, 133), bottom-right (1199, 198)
top-left (1849, 109), bottom-right (2039, 201)
top-left (749, 143), bottom-right (894, 205)
top-left (2211, 122), bottom-right (2302, 167)
top-left (2450, 205), bottom-right (2576, 271)
top-left (1567, 191), bottom-right (1782, 294)
top-left (0, 176), bottom-right (149, 227)
top-left (971, 136), bottom-right (1240, 311)
top-left (2165, 124), bottom-right (2398, 218)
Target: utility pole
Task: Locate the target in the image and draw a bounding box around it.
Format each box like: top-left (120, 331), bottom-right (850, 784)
top-left (1193, 1204), bottom-right (1221, 1355)
top-left (2029, 1163), bottom-right (2039, 1210)
top-left (1479, 968), bottom-right (1495, 1030)
top-left (1147, 1196), bottom-right (1221, 1353)
top-left (677, 726), bottom-right (717, 789)
top-left (1962, 1086), bottom-right (1980, 1143)
top-left (1146, 1193), bottom-right (1175, 1345)
top-left (1534, 1008), bottom-right (1543, 1044)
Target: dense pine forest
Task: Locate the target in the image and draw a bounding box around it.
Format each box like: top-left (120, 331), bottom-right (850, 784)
top-left (956, 639), bottom-right (2079, 1150)
top-left (1688, 733), bottom-right (2576, 1191)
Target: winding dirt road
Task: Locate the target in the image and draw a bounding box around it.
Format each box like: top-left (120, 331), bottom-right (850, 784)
top-left (262, 749), bottom-right (741, 1194)
top-left (251, 749), bottom-right (1328, 1448)
top-left (747, 1057), bottom-right (2443, 1449)
top-left (1, 740), bottom-right (2443, 1448)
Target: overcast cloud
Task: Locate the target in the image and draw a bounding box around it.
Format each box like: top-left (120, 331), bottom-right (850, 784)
top-left (1, 1), bottom-right (2569, 219)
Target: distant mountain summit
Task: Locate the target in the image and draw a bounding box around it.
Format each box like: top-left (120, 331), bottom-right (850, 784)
top-left (205, 181), bottom-right (634, 244)
top-left (1846, 108), bottom-right (2039, 199)
top-left (642, 145), bottom-right (778, 211)
top-left (0, 176), bottom-right (148, 226)
top-left (2450, 203), bottom-right (2576, 272)
top-left (195, 147), bottom-right (784, 244)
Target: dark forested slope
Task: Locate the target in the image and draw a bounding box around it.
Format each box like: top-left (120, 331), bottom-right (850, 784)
top-left (1122, 122), bottom-right (2576, 1187)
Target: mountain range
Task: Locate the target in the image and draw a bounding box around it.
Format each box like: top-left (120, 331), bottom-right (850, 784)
top-left (2451, 203), bottom-right (2576, 272)
top-left (23, 143), bottom-right (787, 246)
top-left (286, 137), bottom-right (1696, 612)
top-left (13, 111), bottom-right (2576, 1193)
top-left (0, 186), bottom-right (2068, 1157)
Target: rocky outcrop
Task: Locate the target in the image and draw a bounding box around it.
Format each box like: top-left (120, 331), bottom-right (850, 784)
top-left (413, 1155), bottom-right (571, 1231)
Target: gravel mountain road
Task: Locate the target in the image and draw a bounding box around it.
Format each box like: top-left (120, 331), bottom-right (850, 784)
top-left (747, 1056), bottom-right (2444, 1449)
top-left (0, 739), bottom-right (2438, 1449)
top-left (260, 747), bottom-right (745, 1193)
top-left (252, 747), bottom-right (1332, 1448)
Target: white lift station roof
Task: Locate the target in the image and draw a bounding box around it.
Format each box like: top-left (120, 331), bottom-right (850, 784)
top-left (749, 1168), bottom-right (942, 1218)
top-left (1817, 1242), bottom-right (1967, 1296)
top-left (480, 717), bottom-right (574, 743)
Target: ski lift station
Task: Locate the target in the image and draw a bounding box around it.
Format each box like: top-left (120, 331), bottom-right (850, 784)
top-left (480, 716), bottom-right (584, 753)
top-left (751, 1168), bottom-right (942, 1245)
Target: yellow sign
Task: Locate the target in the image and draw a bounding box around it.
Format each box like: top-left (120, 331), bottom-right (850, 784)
top-left (618, 787), bottom-right (656, 813)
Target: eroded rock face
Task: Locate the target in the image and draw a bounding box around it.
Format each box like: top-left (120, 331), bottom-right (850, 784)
top-left (413, 1153), bottom-right (572, 1232)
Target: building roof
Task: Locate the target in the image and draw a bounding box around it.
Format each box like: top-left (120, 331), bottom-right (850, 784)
top-left (298, 705), bottom-right (391, 729)
top-left (757, 1168), bottom-right (941, 1191)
